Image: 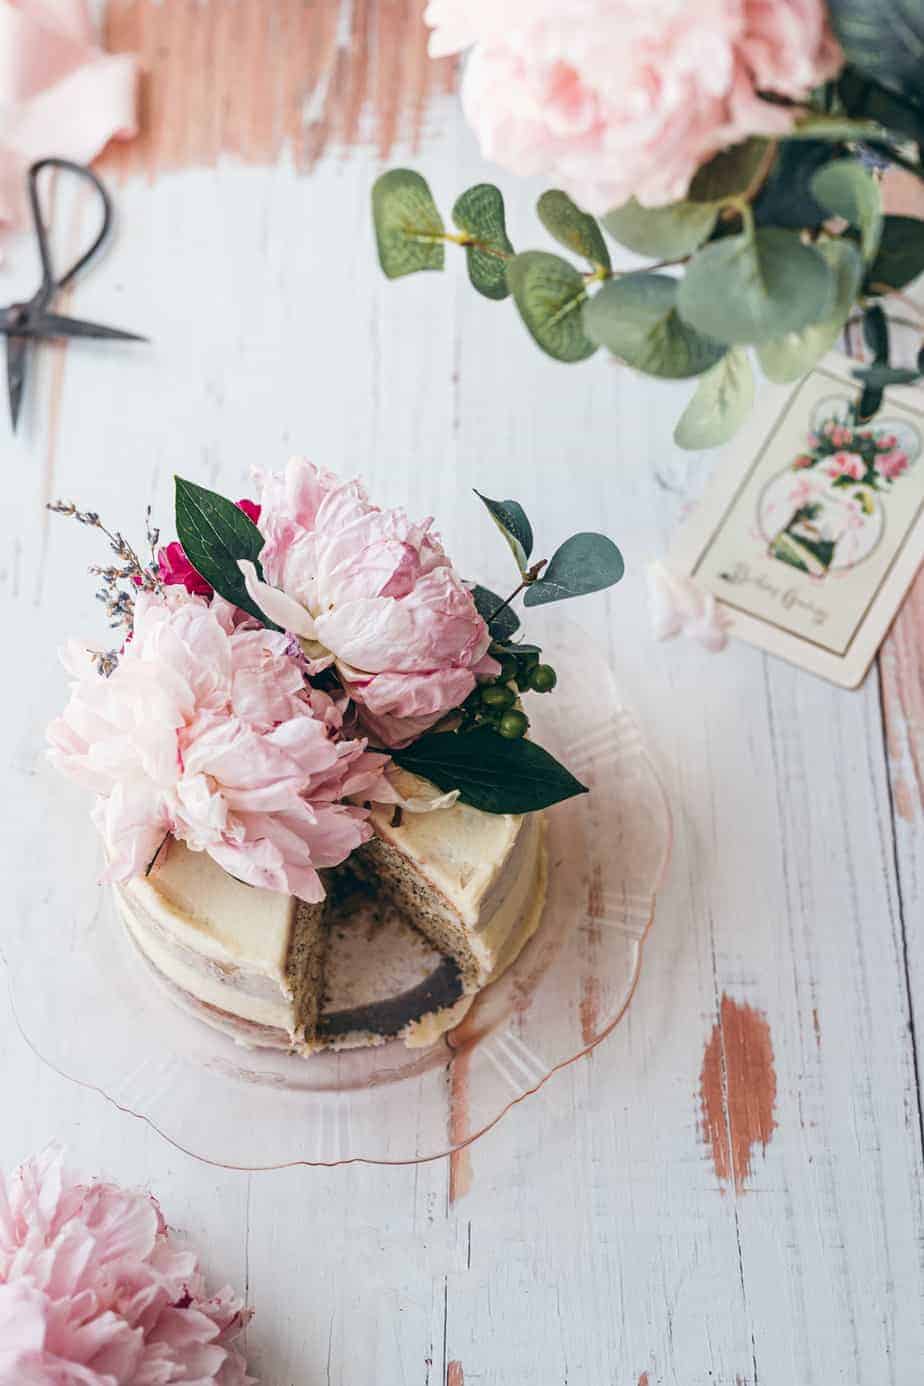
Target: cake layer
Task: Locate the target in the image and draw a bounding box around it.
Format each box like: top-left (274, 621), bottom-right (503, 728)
top-left (115, 784), bottom-right (549, 1053)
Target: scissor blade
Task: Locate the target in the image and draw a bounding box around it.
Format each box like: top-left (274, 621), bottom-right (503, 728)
top-left (25, 313), bottom-right (147, 343)
top-left (6, 336), bottom-right (28, 432)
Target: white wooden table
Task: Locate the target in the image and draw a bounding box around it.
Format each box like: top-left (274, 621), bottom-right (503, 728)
top-left (2, 9), bottom-right (923, 1382)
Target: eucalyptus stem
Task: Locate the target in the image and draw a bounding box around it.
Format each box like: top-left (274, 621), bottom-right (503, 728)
top-left (487, 560), bottom-right (548, 626)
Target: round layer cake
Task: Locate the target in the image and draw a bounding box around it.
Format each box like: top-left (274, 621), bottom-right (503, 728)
top-left (115, 778), bottom-right (548, 1053)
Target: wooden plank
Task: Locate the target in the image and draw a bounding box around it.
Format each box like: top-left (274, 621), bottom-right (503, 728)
top-left (0, 65), bottom-right (921, 1386)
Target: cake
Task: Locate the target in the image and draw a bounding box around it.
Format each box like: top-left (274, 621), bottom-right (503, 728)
top-left (115, 773), bottom-right (548, 1052)
top-left (48, 461), bottom-right (620, 1060)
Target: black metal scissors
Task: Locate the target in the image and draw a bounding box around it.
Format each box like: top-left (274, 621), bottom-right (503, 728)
top-left (0, 158), bottom-right (146, 431)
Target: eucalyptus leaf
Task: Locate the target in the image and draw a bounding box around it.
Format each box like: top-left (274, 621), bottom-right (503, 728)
top-left (601, 198), bottom-right (718, 260)
top-left (506, 252), bottom-right (597, 363)
top-left (174, 477), bottom-right (278, 627)
top-left (826, 1), bottom-right (924, 105)
top-left (474, 492), bottom-right (534, 571)
top-left (866, 216), bottom-right (924, 292)
top-left (470, 583), bottom-right (521, 641)
top-left (537, 190), bottom-right (610, 269)
top-left (452, 184), bottom-right (514, 300)
top-left (523, 533), bottom-right (624, 607)
top-left (673, 349), bottom-right (755, 450)
top-left (583, 273), bottom-right (726, 379)
top-left (852, 364), bottom-right (920, 388)
top-left (677, 228), bottom-right (835, 346)
top-left (688, 138), bottom-right (770, 204)
top-left (392, 726), bottom-right (588, 814)
top-left (371, 169), bottom-right (445, 279)
top-left (811, 159), bottom-right (883, 261)
top-left (757, 238), bottom-right (863, 383)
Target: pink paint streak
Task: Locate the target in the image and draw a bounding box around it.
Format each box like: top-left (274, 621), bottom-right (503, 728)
top-left (700, 995), bottom-right (778, 1191)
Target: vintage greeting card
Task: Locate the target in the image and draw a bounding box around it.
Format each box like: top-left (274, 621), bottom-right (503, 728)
top-left (671, 352), bottom-right (924, 687)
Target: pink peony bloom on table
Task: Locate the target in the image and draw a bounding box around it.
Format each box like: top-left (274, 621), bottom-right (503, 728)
top-left (158, 499), bottom-right (261, 598)
top-left (824, 450), bottom-right (866, 481)
top-left (424, 0), bottom-right (842, 212)
top-left (47, 589), bottom-right (387, 901)
top-left (792, 453), bottom-right (814, 470)
top-left (875, 449), bottom-right (909, 481)
top-left (238, 459), bottom-right (498, 748)
top-left (0, 1146), bottom-right (255, 1385)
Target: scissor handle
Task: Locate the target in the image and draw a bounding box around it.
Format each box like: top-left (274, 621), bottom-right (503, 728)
top-left (28, 158), bottom-right (114, 294)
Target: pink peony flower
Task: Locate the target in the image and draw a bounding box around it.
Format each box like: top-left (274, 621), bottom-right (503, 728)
top-left (875, 449), bottom-right (909, 481)
top-left (792, 453), bottom-right (814, 470)
top-left (239, 459), bottom-right (498, 748)
top-left (0, 1146), bottom-right (254, 1385)
top-left (876, 433), bottom-right (899, 450)
top-left (47, 589), bottom-right (387, 901)
top-left (425, 0), bottom-right (842, 211)
top-left (158, 500), bottom-right (261, 598)
top-left (824, 450), bottom-right (866, 481)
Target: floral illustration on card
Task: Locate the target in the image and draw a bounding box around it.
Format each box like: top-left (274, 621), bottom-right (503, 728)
top-left (758, 397), bottom-right (921, 577)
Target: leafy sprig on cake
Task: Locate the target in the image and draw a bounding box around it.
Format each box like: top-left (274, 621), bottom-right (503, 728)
top-left (46, 462), bottom-right (623, 898)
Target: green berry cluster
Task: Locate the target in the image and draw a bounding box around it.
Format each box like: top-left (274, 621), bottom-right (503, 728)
top-left (458, 645), bottom-right (557, 740)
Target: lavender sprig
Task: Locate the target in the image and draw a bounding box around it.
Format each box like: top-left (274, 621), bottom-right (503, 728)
top-left (48, 500), bottom-right (165, 674)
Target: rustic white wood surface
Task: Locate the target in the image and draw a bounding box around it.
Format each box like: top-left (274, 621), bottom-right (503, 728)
top-left (1, 70), bottom-right (923, 1386)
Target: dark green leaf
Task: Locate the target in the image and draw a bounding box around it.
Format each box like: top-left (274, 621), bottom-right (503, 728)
top-left (452, 184), bottom-right (514, 300)
top-left (490, 641), bottom-right (541, 658)
top-left (757, 237), bottom-right (863, 382)
top-left (673, 349), bottom-right (755, 451)
top-left (857, 382), bottom-right (885, 422)
top-left (583, 273), bottom-right (726, 378)
top-left (852, 364), bottom-right (919, 387)
top-left (506, 251), bottom-right (597, 363)
top-left (862, 303), bottom-right (890, 361)
top-left (524, 533), bottom-right (624, 607)
top-left (174, 477), bottom-right (278, 627)
top-left (677, 228), bottom-right (835, 345)
top-left (811, 159), bottom-right (883, 261)
top-left (537, 190), bottom-right (610, 269)
top-left (753, 141), bottom-right (841, 229)
top-left (372, 169), bottom-right (445, 279)
top-left (470, 583), bottom-right (521, 640)
top-left (601, 198), bottom-right (717, 259)
top-left (475, 492), bottom-right (534, 571)
top-left (835, 67), bottom-right (924, 144)
top-left (826, 3), bottom-right (924, 106)
top-left (392, 726), bottom-right (588, 814)
top-left (688, 139), bottom-right (770, 203)
top-left (866, 216), bottom-right (924, 292)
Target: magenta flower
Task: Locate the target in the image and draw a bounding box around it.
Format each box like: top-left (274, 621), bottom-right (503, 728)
top-left (47, 589), bottom-right (387, 900)
top-left (425, 0), bottom-right (841, 212)
top-left (158, 500), bottom-right (261, 597)
top-left (0, 1146), bottom-right (254, 1384)
top-left (239, 459), bottom-right (498, 748)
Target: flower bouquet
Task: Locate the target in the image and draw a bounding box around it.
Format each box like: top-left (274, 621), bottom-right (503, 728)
top-left (371, 0), bottom-right (924, 449)
top-left (46, 462), bottom-right (624, 903)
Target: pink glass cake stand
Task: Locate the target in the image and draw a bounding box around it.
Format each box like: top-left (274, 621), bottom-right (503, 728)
top-left (4, 614), bottom-right (671, 1169)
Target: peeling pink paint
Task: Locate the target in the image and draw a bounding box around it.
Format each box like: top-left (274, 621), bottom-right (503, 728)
top-left (700, 995), bottom-right (778, 1191)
